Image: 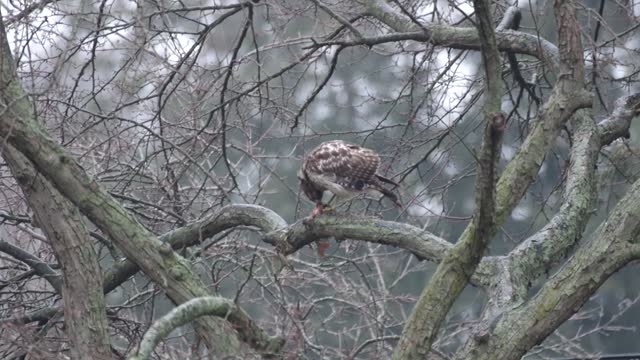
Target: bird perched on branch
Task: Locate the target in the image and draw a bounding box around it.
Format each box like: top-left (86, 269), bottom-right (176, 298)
top-left (298, 140), bottom-right (401, 218)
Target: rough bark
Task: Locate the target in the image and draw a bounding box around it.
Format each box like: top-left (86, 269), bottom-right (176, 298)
top-left (2, 145), bottom-right (113, 359)
top-left (460, 106), bottom-right (600, 358)
top-left (461, 175), bottom-right (640, 359)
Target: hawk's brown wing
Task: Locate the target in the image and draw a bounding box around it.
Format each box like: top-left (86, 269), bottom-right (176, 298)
top-left (304, 140), bottom-right (380, 191)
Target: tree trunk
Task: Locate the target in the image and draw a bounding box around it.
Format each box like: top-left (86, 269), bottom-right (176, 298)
top-left (3, 143), bottom-right (112, 359)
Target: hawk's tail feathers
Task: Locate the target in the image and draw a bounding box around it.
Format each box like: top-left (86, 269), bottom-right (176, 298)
top-left (375, 174), bottom-right (399, 187)
top-left (377, 186), bottom-right (402, 208)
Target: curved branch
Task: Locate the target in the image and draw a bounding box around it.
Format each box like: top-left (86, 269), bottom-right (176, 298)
top-left (104, 204), bottom-right (286, 292)
top-left (129, 297), bottom-right (285, 360)
top-left (509, 109), bottom-right (600, 285)
top-left (9, 205), bottom-right (452, 326)
top-left (263, 214), bottom-right (451, 260)
top-left (463, 107), bottom-right (600, 354)
top-left (461, 2), bottom-right (601, 358)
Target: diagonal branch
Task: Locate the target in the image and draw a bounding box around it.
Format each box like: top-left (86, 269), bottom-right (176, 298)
top-left (4, 206), bottom-right (453, 326)
top-left (460, 1), bottom-right (598, 358)
top-left (0, 239), bottom-right (61, 292)
top-left (308, 0), bottom-right (364, 40)
top-left (2, 142), bottom-right (112, 359)
top-left (391, 0), bottom-right (505, 357)
top-left (462, 107), bottom-right (600, 356)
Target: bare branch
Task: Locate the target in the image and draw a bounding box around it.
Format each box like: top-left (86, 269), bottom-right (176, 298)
top-left (0, 239), bottom-right (61, 292)
top-left (129, 297), bottom-right (285, 360)
top-left (361, 0), bottom-right (559, 70)
top-left (308, 0), bottom-right (364, 40)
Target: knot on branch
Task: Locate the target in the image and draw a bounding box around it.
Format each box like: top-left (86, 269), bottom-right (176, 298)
top-left (490, 111), bottom-right (508, 133)
top-left (263, 227), bottom-right (294, 254)
top-left (575, 89), bottom-right (594, 109)
top-left (158, 242), bottom-right (173, 255)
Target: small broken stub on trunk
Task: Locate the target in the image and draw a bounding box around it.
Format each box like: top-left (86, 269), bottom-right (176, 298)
top-left (491, 111), bottom-right (507, 132)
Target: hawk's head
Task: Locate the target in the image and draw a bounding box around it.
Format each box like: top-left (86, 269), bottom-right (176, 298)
top-left (298, 168), bottom-right (323, 203)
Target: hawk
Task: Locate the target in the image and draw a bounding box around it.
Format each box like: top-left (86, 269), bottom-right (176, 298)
top-left (298, 140), bottom-right (401, 218)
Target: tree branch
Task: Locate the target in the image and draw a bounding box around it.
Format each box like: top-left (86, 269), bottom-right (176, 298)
top-left (263, 214), bottom-right (451, 260)
top-left (391, 0), bottom-right (504, 357)
top-left (463, 175), bottom-right (640, 360)
top-left (5, 206), bottom-right (453, 326)
top-left (462, 107), bottom-right (600, 356)
top-left (460, 2), bottom-right (603, 358)
top-left (509, 109), bottom-right (600, 286)
top-left (129, 297), bottom-right (285, 360)
top-left (0, 239), bottom-right (61, 292)
top-left (1, 141), bottom-right (113, 359)
top-left (598, 93), bottom-right (640, 146)
top-left (361, 0), bottom-right (559, 70)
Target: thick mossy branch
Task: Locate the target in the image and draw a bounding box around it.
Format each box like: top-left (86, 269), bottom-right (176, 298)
top-left (6, 206), bottom-right (456, 326)
top-left (464, 177), bottom-right (640, 360)
top-left (362, 0), bottom-right (559, 71)
top-left (264, 214), bottom-right (451, 260)
top-left (459, 1), bottom-right (596, 358)
top-left (391, 1), bottom-right (505, 358)
top-left (494, 88), bottom-right (592, 222)
top-left (129, 297), bottom-right (285, 360)
top-left (508, 109), bottom-right (599, 288)
top-left (104, 204), bottom-right (287, 291)
top-left (461, 108), bottom-right (600, 357)
top-left (493, 0), bottom-right (591, 225)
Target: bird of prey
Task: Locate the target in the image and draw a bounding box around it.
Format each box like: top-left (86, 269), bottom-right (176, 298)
top-left (298, 140), bottom-right (401, 218)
